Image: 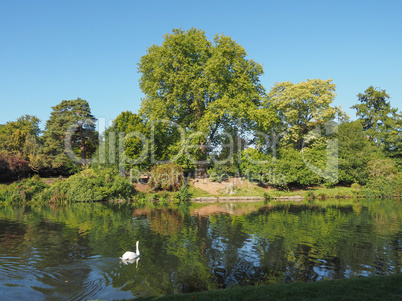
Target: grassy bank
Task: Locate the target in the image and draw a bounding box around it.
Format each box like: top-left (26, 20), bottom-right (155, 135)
top-left (188, 179), bottom-right (390, 201)
top-left (1, 171), bottom-right (400, 205)
top-left (134, 274), bottom-right (402, 301)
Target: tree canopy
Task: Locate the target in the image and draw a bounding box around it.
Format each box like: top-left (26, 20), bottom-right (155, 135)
top-left (0, 114), bottom-right (41, 157)
top-left (42, 98), bottom-right (98, 172)
top-left (352, 86), bottom-right (402, 169)
top-left (266, 79), bottom-right (346, 150)
top-left (0, 28), bottom-right (401, 193)
top-left (138, 28), bottom-right (265, 169)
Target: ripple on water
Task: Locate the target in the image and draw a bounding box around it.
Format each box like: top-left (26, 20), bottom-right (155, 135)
top-left (0, 255), bottom-right (134, 301)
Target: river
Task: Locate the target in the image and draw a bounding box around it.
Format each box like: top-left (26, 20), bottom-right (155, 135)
top-left (0, 199), bottom-right (400, 300)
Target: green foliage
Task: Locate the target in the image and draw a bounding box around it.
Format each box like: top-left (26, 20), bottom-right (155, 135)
top-left (266, 79), bottom-right (346, 150)
top-left (138, 275), bottom-right (402, 301)
top-left (207, 164), bottom-right (237, 182)
top-left (366, 158), bottom-right (402, 196)
top-left (173, 185), bottom-right (193, 203)
top-left (139, 28), bottom-right (265, 168)
top-left (0, 114), bottom-right (41, 156)
top-left (240, 147), bottom-right (324, 188)
top-left (42, 168), bottom-right (135, 203)
top-left (351, 182), bottom-right (362, 192)
top-left (241, 123), bottom-right (341, 188)
top-left (352, 86), bottom-right (402, 165)
top-left (305, 191), bottom-right (316, 202)
top-left (239, 149), bottom-right (276, 184)
top-left (149, 163), bottom-right (184, 191)
top-left (352, 86), bottom-right (392, 134)
top-left (42, 98), bottom-right (98, 173)
top-left (0, 115), bottom-right (44, 177)
top-left (263, 192), bottom-right (271, 202)
top-left (1, 29), bottom-right (400, 194)
top-left (98, 111), bottom-right (150, 173)
top-left (338, 120), bottom-right (383, 185)
top-left (0, 176), bottom-right (49, 204)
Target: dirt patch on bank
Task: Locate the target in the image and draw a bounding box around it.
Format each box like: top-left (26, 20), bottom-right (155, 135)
top-left (133, 176), bottom-right (270, 196)
top-left (191, 177), bottom-right (267, 195)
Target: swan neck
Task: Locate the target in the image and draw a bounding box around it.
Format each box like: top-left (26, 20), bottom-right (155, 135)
top-left (136, 241), bottom-right (140, 255)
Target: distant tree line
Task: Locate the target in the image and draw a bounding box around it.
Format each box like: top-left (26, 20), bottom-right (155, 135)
top-left (0, 98), bottom-right (97, 181)
top-left (1, 28), bottom-right (401, 194)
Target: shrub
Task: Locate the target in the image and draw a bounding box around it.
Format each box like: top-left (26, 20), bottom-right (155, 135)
top-left (367, 158), bottom-right (402, 196)
top-left (263, 192), bottom-right (271, 203)
top-left (305, 191), bottom-right (316, 202)
top-left (149, 163), bottom-right (184, 191)
top-left (0, 176), bottom-right (49, 204)
top-left (0, 152), bottom-right (31, 182)
top-left (351, 182), bottom-right (362, 190)
top-left (351, 182), bottom-right (362, 195)
top-left (113, 176), bottom-right (136, 199)
top-left (43, 168), bottom-right (135, 203)
top-left (208, 164), bottom-right (237, 183)
top-left (173, 185), bottom-right (192, 203)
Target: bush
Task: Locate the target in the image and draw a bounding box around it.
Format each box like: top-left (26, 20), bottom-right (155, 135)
top-left (240, 147), bottom-right (324, 189)
top-left (43, 168), bottom-right (135, 203)
top-left (207, 168), bottom-right (223, 183)
top-left (149, 163), bottom-right (184, 191)
top-left (173, 185), bottom-right (192, 203)
top-left (0, 152), bottom-right (31, 182)
top-left (263, 192), bottom-right (271, 203)
top-left (367, 158), bottom-right (402, 196)
top-left (0, 176), bottom-right (49, 204)
top-left (351, 182), bottom-right (362, 190)
top-left (317, 193), bottom-right (327, 200)
top-left (305, 191), bottom-right (316, 202)
top-left (351, 182), bottom-right (362, 195)
top-left (208, 164), bottom-right (238, 183)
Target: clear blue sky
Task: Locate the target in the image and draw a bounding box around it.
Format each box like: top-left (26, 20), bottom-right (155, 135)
top-left (1, 0), bottom-right (401, 130)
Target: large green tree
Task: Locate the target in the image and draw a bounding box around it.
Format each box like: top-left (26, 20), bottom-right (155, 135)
top-left (138, 28), bottom-right (265, 171)
top-left (100, 111), bottom-right (150, 173)
top-left (337, 120), bottom-right (383, 184)
top-left (266, 79), bottom-right (346, 150)
top-left (42, 98), bottom-right (98, 172)
top-left (0, 115), bottom-right (41, 156)
top-left (351, 86), bottom-right (402, 168)
top-left (0, 115), bottom-right (44, 177)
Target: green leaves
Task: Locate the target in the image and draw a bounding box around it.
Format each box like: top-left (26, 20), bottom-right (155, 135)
top-left (352, 86), bottom-right (402, 168)
top-left (266, 79), bottom-right (345, 150)
top-left (42, 98), bottom-right (97, 172)
top-left (138, 28), bottom-right (265, 168)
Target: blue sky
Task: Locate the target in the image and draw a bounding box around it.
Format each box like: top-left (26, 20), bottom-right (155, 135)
top-left (1, 0), bottom-right (401, 129)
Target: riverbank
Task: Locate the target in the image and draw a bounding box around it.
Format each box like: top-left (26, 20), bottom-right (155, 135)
top-left (186, 177), bottom-right (401, 202)
top-left (1, 171), bottom-right (400, 205)
top-left (134, 274), bottom-right (401, 301)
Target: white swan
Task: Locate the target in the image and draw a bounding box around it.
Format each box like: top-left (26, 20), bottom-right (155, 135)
top-left (120, 241), bottom-right (140, 260)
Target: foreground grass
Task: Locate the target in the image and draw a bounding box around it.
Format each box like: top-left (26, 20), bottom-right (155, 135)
top-left (134, 275), bottom-right (401, 301)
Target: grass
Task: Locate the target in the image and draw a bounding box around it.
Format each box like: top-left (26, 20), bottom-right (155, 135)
top-left (133, 274), bottom-right (401, 301)
top-left (188, 185), bottom-right (214, 198)
top-left (188, 179), bottom-right (364, 201)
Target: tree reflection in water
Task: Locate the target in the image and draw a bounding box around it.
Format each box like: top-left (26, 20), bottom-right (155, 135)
top-left (0, 199), bottom-right (400, 300)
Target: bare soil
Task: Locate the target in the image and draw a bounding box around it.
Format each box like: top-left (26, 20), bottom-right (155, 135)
top-left (191, 177), bottom-right (257, 195)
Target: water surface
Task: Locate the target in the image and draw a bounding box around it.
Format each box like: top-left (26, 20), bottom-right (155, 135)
top-left (0, 199), bottom-right (400, 300)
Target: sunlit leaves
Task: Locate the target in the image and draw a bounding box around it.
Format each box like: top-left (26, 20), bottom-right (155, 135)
top-left (266, 79), bottom-right (346, 150)
top-left (138, 28), bottom-right (265, 166)
top-left (42, 98), bottom-right (97, 172)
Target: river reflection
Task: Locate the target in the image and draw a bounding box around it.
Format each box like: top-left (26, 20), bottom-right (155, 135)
top-left (0, 199), bottom-right (400, 300)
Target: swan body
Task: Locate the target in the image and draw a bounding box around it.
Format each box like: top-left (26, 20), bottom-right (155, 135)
top-left (120, 241), bottom-right (140, 260)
